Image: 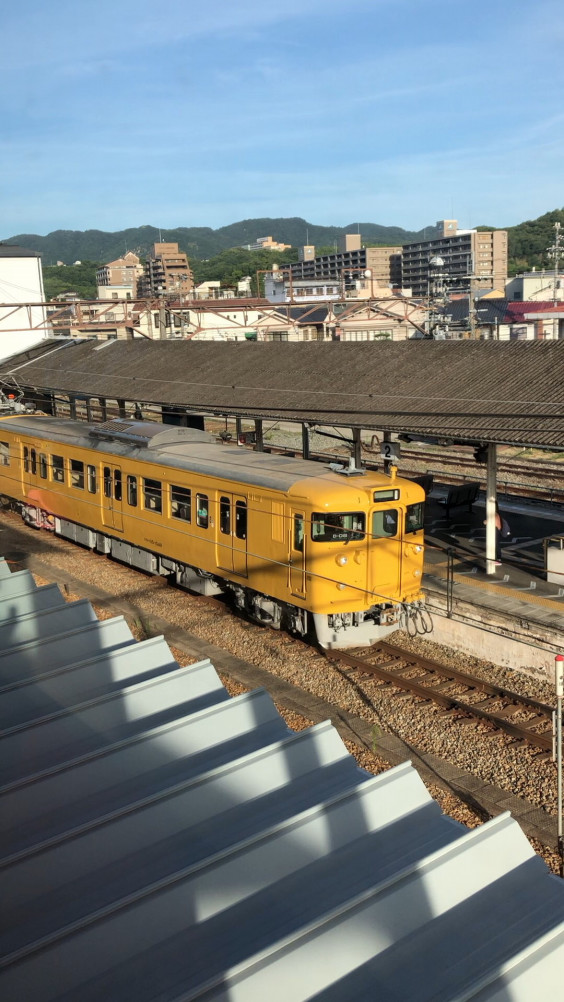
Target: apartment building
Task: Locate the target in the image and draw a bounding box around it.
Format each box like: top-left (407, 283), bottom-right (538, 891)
top-left (401, 220), bottom-right (507, 297)
top-left (96, 252), bottom-right (143, 298)
top-left (138, 242), bottom-right (193, 298)
top-left (283, 234), bottom-right (402, 290)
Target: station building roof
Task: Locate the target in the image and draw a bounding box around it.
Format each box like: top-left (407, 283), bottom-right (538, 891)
top-left (2, 556), bottom-right (564, 999)
top-left (1, 337), bottom-right (564, 450)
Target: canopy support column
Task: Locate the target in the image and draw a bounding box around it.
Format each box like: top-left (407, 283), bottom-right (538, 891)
top-left (485, 443), bottom-right (498, 575)
top-left (302, 424), bottom-right (310, 461)
top-left (254, 419), bottom-right (263, 452)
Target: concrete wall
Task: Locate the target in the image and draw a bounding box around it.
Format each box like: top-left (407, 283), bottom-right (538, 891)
top-left (0, 255), bottom-right (49, 360)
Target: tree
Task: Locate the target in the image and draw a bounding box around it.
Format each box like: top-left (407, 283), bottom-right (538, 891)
top-left (43, 261), bottom-right (100, 300)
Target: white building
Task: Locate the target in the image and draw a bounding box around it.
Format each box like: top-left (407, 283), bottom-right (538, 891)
top-left (505, 271), bottom-right (564, 302)
top-left (0, 245), bottom-right (49, 360)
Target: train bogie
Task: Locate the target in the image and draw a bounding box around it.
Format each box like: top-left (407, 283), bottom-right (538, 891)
top-left (0, 415), bottom-right (425, 648)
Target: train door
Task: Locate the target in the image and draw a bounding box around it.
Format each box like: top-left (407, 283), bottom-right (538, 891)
top-left (101, 464), bottom-right (124, 531)
top-left (21, 441), bottom-right (37, 494)
top-left (370, 506), bottom-right (400, 601)
top-left (217, 493), bottom-right (248, 576)
top-left (289, 509), bottom-right (306, 598)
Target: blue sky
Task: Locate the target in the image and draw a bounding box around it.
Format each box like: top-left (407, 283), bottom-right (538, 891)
top-left (2, 0), bottom-right (564, 236)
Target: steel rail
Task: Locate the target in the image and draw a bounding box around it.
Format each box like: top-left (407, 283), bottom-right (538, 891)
top-left (326, 641), bottom-right (554, 752)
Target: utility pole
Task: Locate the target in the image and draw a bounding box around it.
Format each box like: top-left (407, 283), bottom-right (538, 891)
top-left (547, 222), bottom-right (563, 340)
top-left (547, 221), bottom-right (563, 305)
top-left (468, 275), bottom-right (475, 338)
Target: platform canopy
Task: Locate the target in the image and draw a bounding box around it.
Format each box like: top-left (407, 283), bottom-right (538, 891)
top-left (1, 338), bottom-right (564, 449)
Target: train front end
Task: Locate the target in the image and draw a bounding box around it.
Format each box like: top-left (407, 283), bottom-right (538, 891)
top-left (293, 466), bottom-right (425, 649)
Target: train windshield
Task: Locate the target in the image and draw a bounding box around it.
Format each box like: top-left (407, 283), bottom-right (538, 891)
top-left (372, 509), bottom-right (398, 538)
top-left (405, 501), bottom-right (425, 534)
top-left (312, 512), bottom-right (365, 542)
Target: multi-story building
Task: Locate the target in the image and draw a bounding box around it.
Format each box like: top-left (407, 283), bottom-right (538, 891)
top-left (282, 234), bottom-right (402, 290)
top-left (241, 236), bottom-right (292, 252)
top-left (401, 220), bottom-right (507, 297)
top-left (139, 242), bottom-right (193, 298)
top-left (96, 252), bottom-right (143, 299)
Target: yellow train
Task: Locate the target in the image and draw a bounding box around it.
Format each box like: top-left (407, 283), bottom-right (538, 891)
top-left (0, 414), bottom-right (425, 648)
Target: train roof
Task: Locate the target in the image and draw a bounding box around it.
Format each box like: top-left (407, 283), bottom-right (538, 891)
top-left (0, 415), bottom-right (415, 499)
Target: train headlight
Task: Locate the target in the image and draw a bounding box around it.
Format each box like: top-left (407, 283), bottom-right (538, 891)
top-left (336, 556), bottom-right (348, 566)
top-left (413, 569), bottom-right (422, 577)
top-left (414, 545), bottom-right (423, 553)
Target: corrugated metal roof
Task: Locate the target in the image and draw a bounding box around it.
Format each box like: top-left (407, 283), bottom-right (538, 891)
top-left (2, 339), bottom-right (564, 449)
top-left (2, 556), bottom-right (564, 1000)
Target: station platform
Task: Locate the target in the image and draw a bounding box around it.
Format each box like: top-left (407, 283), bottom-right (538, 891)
top-left (423, 489), bottom-right (564, 658)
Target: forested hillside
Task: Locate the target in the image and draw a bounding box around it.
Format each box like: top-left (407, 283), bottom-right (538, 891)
top-left (4, 217), bottom-right (427, 266)
top-left (19, 208), bottom-right (564, 297)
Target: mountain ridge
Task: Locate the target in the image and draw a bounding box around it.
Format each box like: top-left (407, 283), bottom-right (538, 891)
top-left (1, 217), bottom-right (435, 265)
top-left (3, 209), bottom-right (564, 276)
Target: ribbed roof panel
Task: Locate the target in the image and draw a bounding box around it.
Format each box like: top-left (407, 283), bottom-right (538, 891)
top-left (1, 556), bottom-right (564, 999)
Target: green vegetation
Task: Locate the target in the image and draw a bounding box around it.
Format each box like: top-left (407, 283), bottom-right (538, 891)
top-left (43, 261), bottom-right (100, 300)
top-left (192, 246), bottom-right (299, 296)
top-left (12, 208), bottom-right (564, 293)
top-left (506, 209), bottom-right (564, 276)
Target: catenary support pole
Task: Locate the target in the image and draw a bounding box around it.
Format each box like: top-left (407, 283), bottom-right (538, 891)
top-left (352, 427), bottom-right (362, 468)
top-left (383, 430), bottom-right (392, 475)
top-left (485, 442), bottom-right (497, 575)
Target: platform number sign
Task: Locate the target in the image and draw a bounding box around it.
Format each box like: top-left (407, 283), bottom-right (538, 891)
top-left (380, 441), bottom-right (401, 462)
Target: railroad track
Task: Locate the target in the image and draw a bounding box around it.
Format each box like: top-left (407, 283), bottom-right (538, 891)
top-left (326, 640), bottom-right (555, 753)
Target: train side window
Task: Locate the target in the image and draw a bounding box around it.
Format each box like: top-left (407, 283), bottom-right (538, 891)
top-left (39, 453), bottom-right (48, 479)
top-left (70, 459), bottom-right (85, 489)
top-left (196, 494), bottom-right (209, 528)
top-left (219, 496), bottom-right (230, 534)
top-left (235, 500), bottom-right (247, 540)
top-left (171, 485), bottom-right (191, 521)
top-left (372, 509), bottom-right (398, 538)
top-left (52, 454), bottom-right (65, 483)
top-left (114, 469), bottom-right (122, 501)
top-left (294, 514), bottom-right (304, 552)
top-left (87, 465), bottom-right (97, 494)
top-left (127, 475), bottom-right (138, 506)
top-left (30, 449), bottom-right (37, 475)
top-left (405, 502), bottom-right (424, 534)
top-left (23, 446), bottom-right (29, 473)
top-left (0, 442), bottom-right (9, 466)
top-left (144, 477), bottom-right (162, 513)
top-left (103, 466), bottom-right (112, 498)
